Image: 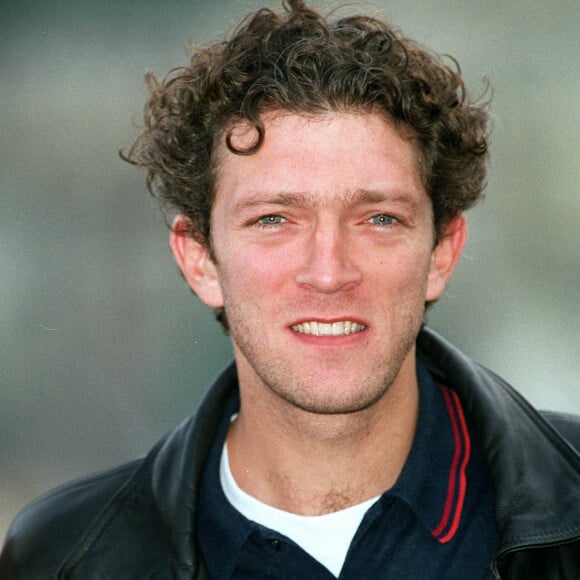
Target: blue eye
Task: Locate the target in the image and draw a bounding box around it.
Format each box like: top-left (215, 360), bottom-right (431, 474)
top-left (258, 215), bottom-right (286, 225)
top-left (369, 214), bottom-right (396, 226)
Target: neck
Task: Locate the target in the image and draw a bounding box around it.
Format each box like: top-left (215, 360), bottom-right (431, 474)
top-left (226, 365), bottom-right (419, 516)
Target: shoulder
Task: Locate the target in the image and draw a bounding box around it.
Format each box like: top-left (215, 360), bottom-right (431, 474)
top-left (0, 460), bottom-right (141, 579)
top-left (416, 327), bottom-right (580, 460)
top-left (541, 411), bottom-right (580, 453)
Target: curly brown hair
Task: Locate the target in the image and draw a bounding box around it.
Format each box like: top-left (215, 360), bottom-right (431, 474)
top-left (122, 0), bottom-right (490, 326)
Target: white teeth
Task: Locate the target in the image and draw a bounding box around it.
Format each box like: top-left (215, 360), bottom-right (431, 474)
top-left (291, 321), bottom-right (366, 336)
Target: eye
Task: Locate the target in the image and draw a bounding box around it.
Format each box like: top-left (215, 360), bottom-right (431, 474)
top-left (258, 214), bottom-right (286, 226)
top-left (369, 214), bottom-right (397, 226)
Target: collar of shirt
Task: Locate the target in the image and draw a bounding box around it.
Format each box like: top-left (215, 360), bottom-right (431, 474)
top-left (197, 360), bottom-right (469, 579)
top-left (384, 361), bottom-right (470, 543)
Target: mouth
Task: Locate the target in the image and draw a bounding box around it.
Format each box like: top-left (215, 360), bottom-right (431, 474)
top-left (290, 321), bottom-right (366, 337)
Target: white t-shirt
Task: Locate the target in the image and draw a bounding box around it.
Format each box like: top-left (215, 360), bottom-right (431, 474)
top-left (220, 442), bottom-right (380, 577)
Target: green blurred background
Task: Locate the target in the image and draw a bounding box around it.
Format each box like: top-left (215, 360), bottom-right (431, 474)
top-left (1, 0), bottom-right (578, 540)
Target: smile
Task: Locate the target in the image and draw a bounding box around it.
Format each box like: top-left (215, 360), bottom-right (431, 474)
top-left (291, 321), bottom-right (366, 336)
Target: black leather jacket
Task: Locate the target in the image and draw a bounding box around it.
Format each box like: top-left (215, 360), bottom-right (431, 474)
top-left (1, 328), bottom-right (579, 579)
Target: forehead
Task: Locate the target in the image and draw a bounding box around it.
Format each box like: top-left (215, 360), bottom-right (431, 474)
top-left (213, 110), bottom-right (426, 210)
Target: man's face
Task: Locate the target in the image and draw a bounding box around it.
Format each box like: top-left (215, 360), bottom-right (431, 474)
top-left (178, 111), bottom-right (463, 415)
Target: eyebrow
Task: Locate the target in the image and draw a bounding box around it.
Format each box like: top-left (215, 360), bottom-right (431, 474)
top-left (231, 188), bottom-right (420, 213)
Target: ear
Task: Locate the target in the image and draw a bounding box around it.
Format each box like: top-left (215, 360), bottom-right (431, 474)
top-left (425, 214), bottom-right (468, 302)
top-left (169, 216), bottom-right (224, 308)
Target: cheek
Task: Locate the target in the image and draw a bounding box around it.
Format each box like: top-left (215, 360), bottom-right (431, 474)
top-left (220, 247), bottom-right (290, 302)
top-left (373, 248), bottom-right (432, 293)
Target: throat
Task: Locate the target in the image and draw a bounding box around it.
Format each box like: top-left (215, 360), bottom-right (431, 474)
top-left (222, 441), bottom-right (380, 516)
top-left (226, 375), bottom-right (419, 515)
top-left (226, 420), bottom-right (410, 515)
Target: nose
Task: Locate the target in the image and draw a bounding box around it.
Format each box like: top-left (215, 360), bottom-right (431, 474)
top-left (295, 220), bottom-right (363, 293)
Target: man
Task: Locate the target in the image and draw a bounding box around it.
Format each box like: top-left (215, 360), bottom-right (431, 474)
top-left (1, 1), bottom-right (578, 578)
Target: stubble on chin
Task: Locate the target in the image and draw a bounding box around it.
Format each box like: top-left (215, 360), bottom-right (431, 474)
top-left (231, 322), bottom-right (419, 417)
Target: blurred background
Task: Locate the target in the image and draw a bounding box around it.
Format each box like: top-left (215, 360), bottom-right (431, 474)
top-left (1, 0), bottom-right (578, 541)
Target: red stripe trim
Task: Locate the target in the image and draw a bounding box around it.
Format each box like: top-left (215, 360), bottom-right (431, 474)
top-left (431, 386), bottom-right (471, 543)
top-left (431, 387), bottom-right (460, 537)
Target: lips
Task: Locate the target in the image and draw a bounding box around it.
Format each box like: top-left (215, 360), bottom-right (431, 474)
top-left (290, 321), bottom-right (366, 336)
